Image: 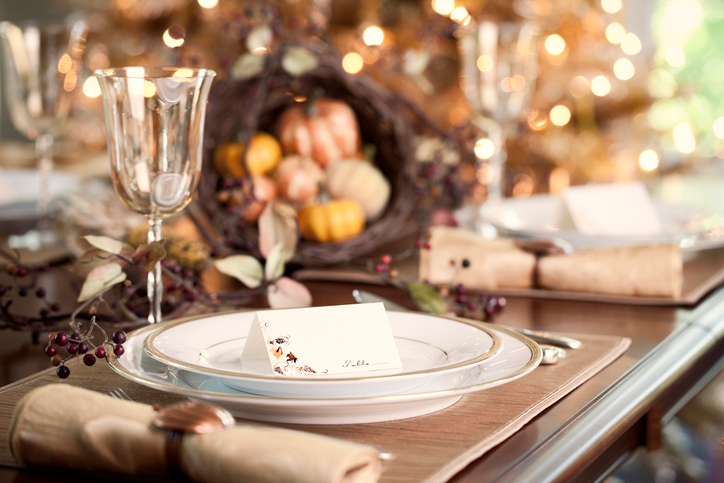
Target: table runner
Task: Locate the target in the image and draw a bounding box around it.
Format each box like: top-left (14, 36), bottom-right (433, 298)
top-left (0, 332), bottom-right (630, 482)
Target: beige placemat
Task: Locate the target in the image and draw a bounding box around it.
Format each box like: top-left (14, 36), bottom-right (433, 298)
top-left (0, 332), bottom-right (630, 482)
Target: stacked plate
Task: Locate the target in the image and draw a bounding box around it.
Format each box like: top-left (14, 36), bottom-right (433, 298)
top-left (108, 311), bottom-right (542, 424)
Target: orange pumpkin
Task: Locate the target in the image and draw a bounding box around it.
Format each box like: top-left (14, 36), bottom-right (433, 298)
top-left (274, 155), bottom-right (324, 203)
top-left (278, 98), bottom-right (360, 168)
top-left (298, 200), bottom-right (365, 243)
top-left (213, 132), bottom-right (282, 177)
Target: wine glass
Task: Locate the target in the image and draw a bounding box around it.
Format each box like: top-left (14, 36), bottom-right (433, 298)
top-left (459, 17), bottom-right (540, 237)
top-left (94, 67), bottom-right (216, 324)
top-left (0, 19), bottom-right (87, 249)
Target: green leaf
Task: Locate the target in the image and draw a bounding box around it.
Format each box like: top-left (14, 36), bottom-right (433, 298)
top-left (84, 235), bottom-right (125, 255)
top-left (264, 243), bottom-right (285, 281)
top-left (407, 282), bottom-right (449, 314)
top-left (214, 255), bottom-right (264, 288)
top-left (77, 263), bottom-right (127, 302)
top-left (281, 47), bottom-right (319, 77)
top-left (230, 53), bottom-right (265, 80)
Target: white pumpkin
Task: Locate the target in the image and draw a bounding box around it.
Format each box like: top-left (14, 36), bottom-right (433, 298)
top-left (326, 160), bottom-right (391, 220)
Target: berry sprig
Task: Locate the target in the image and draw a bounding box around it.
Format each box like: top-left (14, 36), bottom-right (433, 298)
top-left (43, 316), bottom-right (127, 379)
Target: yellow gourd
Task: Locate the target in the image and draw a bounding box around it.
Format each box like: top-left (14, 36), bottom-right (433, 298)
top-left (213, 132), bottom-right (282, 177)
top-left (298, 200), bottom-right (365, 243)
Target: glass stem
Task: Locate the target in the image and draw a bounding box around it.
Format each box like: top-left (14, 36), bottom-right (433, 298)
top-left (147, 218), bottom-right (163, 324)
top-left (487, 123), bottom-right (505, 205)
top-left (35, 133), bottom-right (54, 244)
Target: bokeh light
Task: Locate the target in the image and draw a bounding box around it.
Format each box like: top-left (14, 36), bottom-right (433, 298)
top-left (82, 77), bottom-right (101, 98)
top-left (549, 167), bottom-right (570, 194)
top-left (363, 26), bottom-right (384, 46)
top-left (143, 80), bottom-right (157, 97)
top-left (605, 22), bottom-right (625, 44)
top-left (474, 138), bottom-right (495, 159)
top-left (198, 0), bottom-right (218, 8)
top-left (639, 150), bottom-right (659, 171)
top-left (613, 58), bottom-right (635, 80)
top-left (621, 33), bottom-right (642, 55)
top-left (714, 117), bottom-right (724, 138)
top-left (673, 123), bottom-right (696, 153)
top-left (477, 55), bottom-right (494, 72)
top-left (163, 29), bottom-right (184, 48)
top-left (591, 75), bottom-right (612, 96)
top-left (665, 45), bottom-right (685, 67)
top-left (450, 7), bottom-right (469, 22)
top-left (342, 52), bottom-right (364, 74)
top-left (601, 0), bottom-right (622, 14)
top-left (570, 76), bottom-right (591, 98)
top-left (545, 34), bottom-right (566, 55)
top-left (432, 0), bottom-right (455, 15)
top-left (550, 105), bottom-right (572, 126)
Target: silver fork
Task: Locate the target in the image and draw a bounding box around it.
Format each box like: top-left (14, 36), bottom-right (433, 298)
top-left (107, 388), bottom-right (394, 461)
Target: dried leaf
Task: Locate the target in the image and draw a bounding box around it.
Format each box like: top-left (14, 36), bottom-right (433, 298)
top-left (259, 201), bottom-right (298, 262)
top-left (214, 255), bottom-right (264, 288)
top-left (281, 47), bottom-right (319, 77)
top-left (267, 277), bottom-right (312, 309)
top-left (230, 53), bottom-right (265, 80)
top-left (77, 263), bottom-right (127, 302)
top-left (131, 241), bottom-right (167, 272)
top-left (407, 281), bottom-right (448, 314)
top-left (84, 235), bottom-right (126, 255)
top-left (265, 243), bottom-right (285, 281)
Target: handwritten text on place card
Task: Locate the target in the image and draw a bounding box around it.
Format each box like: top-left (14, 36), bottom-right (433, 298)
top-left (240, 303), bottom-right (403, 377)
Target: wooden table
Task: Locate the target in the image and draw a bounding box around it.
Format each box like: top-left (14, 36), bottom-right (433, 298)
top-left (1, 278), bottom-right (723, 482)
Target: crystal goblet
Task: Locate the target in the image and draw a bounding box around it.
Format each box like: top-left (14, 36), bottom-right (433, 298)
top-left (459, 17), bottom-right (540, 237)
top-left (0, 20), bottom-right (87, 249)
top-left (94, 67), bottom-right (216, 324)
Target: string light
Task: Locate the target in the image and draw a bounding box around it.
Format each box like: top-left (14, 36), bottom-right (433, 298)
top-left (432, 0), bottom-right (455, 15)
top-left (621, 33), bottom-right (642, 55)
top-left (545, 34), bottom-right (566, 55)
top-left (605, 22), bottom-right (625, 44)
top-left (82, 77), bottom-right (101, 98)
top-left (673, 123), bottom-right (696, 153)
top-left (591, 75), bottom-right (611, 96)
top-left (57, 54), bottom-right (72, 73)
top-left (342, 52), bottom-right (364, 74)
top-left (450, 7), bottom-right (469, 22)
top-left (613, 58), bottom-right (635, 80)
top-left (639, 150), bottom-right (659, 171)
top-left (474, 138), bottom-right (495, 159)
top-left (550, 105), bottom-right (572, 126)
top-left (363, 26), bottom-right (384, 46)
top-left (197, 0), bottom-right (218, 8)
top-left (665, 45), bottom-right (685, 67)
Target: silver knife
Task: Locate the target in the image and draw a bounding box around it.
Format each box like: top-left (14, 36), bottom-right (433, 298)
top-left (352, 289), bottom-right (582, 350)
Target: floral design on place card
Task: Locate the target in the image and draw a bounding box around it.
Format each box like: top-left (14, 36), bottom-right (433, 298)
top-left (261, 321), bottom-right (327, 376)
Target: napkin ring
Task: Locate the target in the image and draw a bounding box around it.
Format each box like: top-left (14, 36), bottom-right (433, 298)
top-left (515, 239), bottom-right (568, 288)
top-left (152, 401), bottom-right (236, 479)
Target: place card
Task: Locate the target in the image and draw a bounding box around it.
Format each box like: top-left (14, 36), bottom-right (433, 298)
top-left (240, 303), bottom-right (403, 377)
top-left (562, 181), bottom-right (662, 237)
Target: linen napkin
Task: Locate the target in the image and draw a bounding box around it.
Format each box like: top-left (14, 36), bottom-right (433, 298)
top-left (419, 226), bottom-right (682, 298)
top-left (8, 384), bottom-right (381, 483)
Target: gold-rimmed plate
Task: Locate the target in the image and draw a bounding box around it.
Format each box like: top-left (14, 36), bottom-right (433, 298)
top-left (143, 311), bottom-right (503, 398)
top-left (108, 321), bottom-right (541, 424)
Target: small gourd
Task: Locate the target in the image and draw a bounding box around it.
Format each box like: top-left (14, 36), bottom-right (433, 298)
top-left (213, 132), bottom-right (282, 177)
top-left (326, 159), bottom-right (390, 220)
top-left (298, 199), bottom-right (365, 243)
top-left (274, 155), bottom-right (325, 203)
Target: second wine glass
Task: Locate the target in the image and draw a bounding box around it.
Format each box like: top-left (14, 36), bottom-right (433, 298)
top-left (94, 67), bottom-right (216, 324)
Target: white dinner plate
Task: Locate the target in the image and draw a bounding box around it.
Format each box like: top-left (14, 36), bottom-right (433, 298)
top-left (144, 311), bottom-right (503, 398)
top-left (108, 322), bottom-right (541, 424)
top-left (469, 194), bottom-right (724, 252)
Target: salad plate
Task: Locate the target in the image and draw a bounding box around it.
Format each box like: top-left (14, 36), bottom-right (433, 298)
top-left (144, 311), bottom-right (502, 398)
top-left (108, 322), bottom-right (541, 424)
top-left (460, 194), bottom-right (724, 252)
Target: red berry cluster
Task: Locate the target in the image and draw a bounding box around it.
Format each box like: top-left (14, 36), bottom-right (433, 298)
top-left (44, 329), bottom-right (127, 379)
top-left (446, 283), bottom-right (506, 322)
